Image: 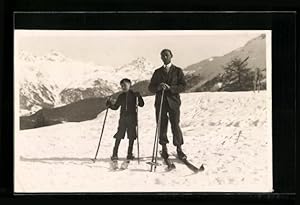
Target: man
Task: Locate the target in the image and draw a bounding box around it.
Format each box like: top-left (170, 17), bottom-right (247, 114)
top-left (148, 49), bottom-right (187, 160)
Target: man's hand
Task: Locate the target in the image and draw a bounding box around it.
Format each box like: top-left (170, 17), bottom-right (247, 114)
top-left (160, 83), bottom-right (170, 90)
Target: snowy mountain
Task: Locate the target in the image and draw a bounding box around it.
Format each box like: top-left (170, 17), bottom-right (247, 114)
top-left (17, 34), bottom-right (267, 117)
top-left (115, 57), bottom-right (155, 83)
top-left (17, 53), bottom-right (61, 116)
top-left (184, 34), bottom-right (267, 92)
top-left (17, 50), bottom-right (114, 115)
top-left (19, 79), bottom-right (58, 116)
top-left (17, 50), bottom-right (155, 116)
top-left (60, 57), bottom-right (155, 104)
top-left (15, 91), bottom-right (272, 192)
top-left (60, 80), bottom-right (117, 105)
top-left (59, 68), bottom-right (119, 105)
top-left (18, 50), bottom-right (70, 65)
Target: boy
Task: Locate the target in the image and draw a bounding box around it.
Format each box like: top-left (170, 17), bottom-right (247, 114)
top-left (106, 78), bottom-right (144, 161)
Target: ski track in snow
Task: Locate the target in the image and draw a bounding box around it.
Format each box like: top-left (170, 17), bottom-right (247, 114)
top-left (15, 91), bottom-right (272, 192)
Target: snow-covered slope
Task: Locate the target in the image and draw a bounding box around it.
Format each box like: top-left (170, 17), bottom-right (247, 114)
top-left (15, 91), bottom-right (272, 192)
top-left (184, 34), bottom-right (267, 91)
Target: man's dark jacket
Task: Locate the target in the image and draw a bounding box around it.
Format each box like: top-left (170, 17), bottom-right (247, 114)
top-left (148, 64), bottom-right (186, 109)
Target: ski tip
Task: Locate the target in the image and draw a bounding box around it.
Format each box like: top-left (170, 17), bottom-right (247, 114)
top-left (199, 164), bottom-right (205, 171)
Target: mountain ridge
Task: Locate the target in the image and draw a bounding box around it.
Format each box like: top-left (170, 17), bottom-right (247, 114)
top-left (184, 34), bottom-right (266, 92)
top-left (18, 51), bottom-right (155, 115)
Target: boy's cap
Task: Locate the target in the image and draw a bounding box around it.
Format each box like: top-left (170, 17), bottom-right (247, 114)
top-left (120, 78), bottom-right (132, 84)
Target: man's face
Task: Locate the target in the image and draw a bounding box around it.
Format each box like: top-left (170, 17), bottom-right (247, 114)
top-left (121, 82), bottom-right (131, 92)
top-left (161, 50), bottom-right (172, 65)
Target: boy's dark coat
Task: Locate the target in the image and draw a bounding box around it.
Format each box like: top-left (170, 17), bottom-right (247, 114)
top-left (109, 90), bottom-right (144, 139)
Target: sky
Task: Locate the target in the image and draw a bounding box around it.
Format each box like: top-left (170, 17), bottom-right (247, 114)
top-left (15, 30), bottom-right (267, 68)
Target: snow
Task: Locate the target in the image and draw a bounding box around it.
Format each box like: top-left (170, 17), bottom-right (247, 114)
top-left (14, 91), bottom-right (272, 192)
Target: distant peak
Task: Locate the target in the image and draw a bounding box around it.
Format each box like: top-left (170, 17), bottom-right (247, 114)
top-left (43, 50), bottom-right (67, 62)
top-left (117, 56), bottom-right (154, 70)
top-left (246, 34), bottom-right (266, 45)
top-left (18, 50), bottom-right (39, 62)
top-left (259, 34), bottom-right (266, 39)
top-left (130, 56), bottom-right (148, 64)
top-left (135, 56), bottom-right (146, 61)
top-left (48, 50), bottom-right (65, 56)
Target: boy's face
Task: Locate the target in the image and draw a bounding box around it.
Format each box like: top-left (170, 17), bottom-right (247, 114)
top-left (121, 82), bottom-right (131, 92)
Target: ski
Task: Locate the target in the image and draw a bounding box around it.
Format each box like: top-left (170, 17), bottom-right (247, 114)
top-left (119, 160), bottom-right (130, 170)
top-left (110, 160), bottom-right (131, 171)
top-left (179, 158), bottom-right (205, 173)
top-left (110, 160), bottom-right (119, 171)
top-left (160, 151), bottom-right (176, 171)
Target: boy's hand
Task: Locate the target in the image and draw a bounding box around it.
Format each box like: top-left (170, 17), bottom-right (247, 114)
top-left (106, 98), bottom-right (115, 107)
top-left (106, 99), bottom-right (112, 107)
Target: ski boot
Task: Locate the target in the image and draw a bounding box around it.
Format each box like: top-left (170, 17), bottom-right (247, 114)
top-left (177, 146), bottom-right (187, 160)
top-left (161, 144), bottom-right (169, 159)
top-left (110, 155), bottom-right (118, 170)
top-left (126, 154), bottom-right (135, 160)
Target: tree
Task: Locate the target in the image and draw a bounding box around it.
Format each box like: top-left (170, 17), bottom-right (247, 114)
top-left (220, 56), bottom-right (253, 91)
top-left (252, 67), bottom-right (265, 92)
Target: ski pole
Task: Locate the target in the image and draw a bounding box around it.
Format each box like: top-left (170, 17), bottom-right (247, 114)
top-left (150, 124), bottom-right (159, 172)
top-left (92, 97), bottom-right (111, 162)
top-left (150, 89), bottom-right (165, 172)
top-left (136, 97), bottom-right (140, 164)
top-left (154, 89), bottom-right (164, 171)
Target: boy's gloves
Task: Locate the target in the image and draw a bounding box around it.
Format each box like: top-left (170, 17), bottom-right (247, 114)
top-left (106, 99), bottom-right (112, 107)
